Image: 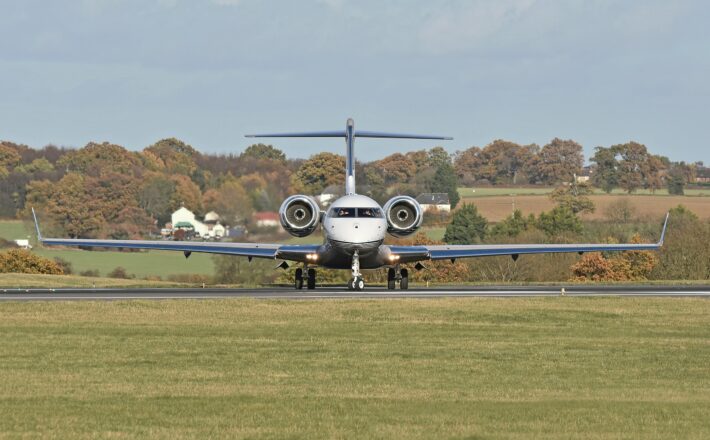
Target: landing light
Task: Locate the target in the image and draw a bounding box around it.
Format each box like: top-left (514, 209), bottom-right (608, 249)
top-left (306, 253), bottom-right (319, 261)
top-left (388, 254), bottom-right (400, 262)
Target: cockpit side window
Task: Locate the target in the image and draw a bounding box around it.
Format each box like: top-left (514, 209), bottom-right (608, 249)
top-left (330, 208), bottom-right (356, 218)
top-left (357, 208), bottom-right (383, 218)
top-left (328, 207), bottom-right (382, 218)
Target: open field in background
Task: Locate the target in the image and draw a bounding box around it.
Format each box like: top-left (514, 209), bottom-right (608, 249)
top-left (1, 298), bottom-right (708, 438)
top-left (458, 187), bottom-right (710, 198)
top-left (460, 194), bottom-right (710, 222)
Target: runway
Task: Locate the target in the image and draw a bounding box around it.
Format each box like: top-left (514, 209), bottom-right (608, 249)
top-left (1, 285), bottom-right (709, 300)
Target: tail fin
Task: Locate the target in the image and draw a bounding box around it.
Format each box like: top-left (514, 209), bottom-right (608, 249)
top-left (246, 119), bottom-right (452, 195)
top-left (31, 207), bottom-right (43, 242)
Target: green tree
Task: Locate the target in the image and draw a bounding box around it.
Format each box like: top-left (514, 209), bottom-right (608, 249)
top-left (549, 182), bottom-right (595, 214)
top-left (536, 206), bottom-right (582, 236)
top-left (427, 146), bottom-right (451, 169)
top-left (241, 144), bottom-right (286, 162)
top-left (295, 152), bottom-right (345, 194)
top-left (138, 175), bottom-right (176, 225)
top-left (430, 162), bottom-right (460, 209)
top-left (443, 204), bottom-right (487, 244)
top-left (590, 146), bottom-right (619, 193)
top-left (490, 210), bottom-right (535, 237)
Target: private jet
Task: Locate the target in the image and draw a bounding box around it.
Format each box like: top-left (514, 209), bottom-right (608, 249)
top-left (32, 119), bottom-right (668, 290)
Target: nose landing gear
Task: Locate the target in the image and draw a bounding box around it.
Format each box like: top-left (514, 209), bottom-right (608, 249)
top-left (348, 250), bottom-right (365, 291)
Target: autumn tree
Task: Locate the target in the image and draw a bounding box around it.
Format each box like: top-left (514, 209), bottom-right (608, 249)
top-left (241, 143), bottom-right (286, 162)
top-left (615, 141), bottom-right (649, 193)
top-left (375, 153), bottom-right (416, 184)
top-left (295, 152), bottom-right (345, 194)
top-left (443, 203), bottom-right (487, 244)
top-left (203, 180), bottom-right (253, 225)
top-left (538, 138), bottom-right (583, 185)
top-left (143, 138), bottom-right (199, 175)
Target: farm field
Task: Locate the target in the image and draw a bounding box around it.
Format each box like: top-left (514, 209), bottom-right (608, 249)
top-left (1, 298), bottom-right (708, 438)
top-left (460, 194), bottom-right (710, 222)
top-left (458, 187), bottom-right (710, 198)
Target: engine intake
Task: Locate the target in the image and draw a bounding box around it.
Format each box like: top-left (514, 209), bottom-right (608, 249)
top-left (383, 195), bottom-right (423, 237)
top-left (279, 195), bottom-right (321, 237)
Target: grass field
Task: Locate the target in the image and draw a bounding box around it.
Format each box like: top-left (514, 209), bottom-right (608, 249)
top-left (0, 298), bottom-right (708, 438)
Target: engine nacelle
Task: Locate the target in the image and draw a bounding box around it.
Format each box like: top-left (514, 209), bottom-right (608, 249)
top-left (383, 195), bottom-right (423, 237)
top-left (279, 195), bottom-right (321, 237)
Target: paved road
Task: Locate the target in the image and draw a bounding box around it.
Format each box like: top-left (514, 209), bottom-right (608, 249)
top-left (1, 285), bottom-right (709, 300)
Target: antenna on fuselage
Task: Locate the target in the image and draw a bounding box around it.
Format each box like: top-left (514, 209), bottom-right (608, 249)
top-left (246, 119), bottom-right (453, 195)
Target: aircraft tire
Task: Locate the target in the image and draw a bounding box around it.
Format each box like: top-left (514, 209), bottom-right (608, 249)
top-left (307, 268), bottom-right (316, 290)
top-left (400, 268), bottom-right (409, 290)
top-left (295, 268), bottom-right (303, 290)
top-left (387, 268), bottom-right (396, 290)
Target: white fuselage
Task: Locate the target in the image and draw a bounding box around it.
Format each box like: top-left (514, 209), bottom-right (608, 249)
top-left (317, 194), bottom-right (389, 269)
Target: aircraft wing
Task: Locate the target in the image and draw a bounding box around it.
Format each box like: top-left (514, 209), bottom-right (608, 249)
top-left (31, 210), bottom-right (319, 263)
top-left (389, 213), bottom-right (669, 263)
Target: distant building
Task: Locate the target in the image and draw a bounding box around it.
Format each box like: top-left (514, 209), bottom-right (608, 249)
top-left (576, 166), bottom-right (592, 183)
top-left (696, 167), bottom-right (710, 184)
top-left (14, 239), bottom-right (31, 249)
top-left (170, 207), bottom-right (226, 239)
top-left (254, 211), bottom-right (279, 228)
top-left (316, 185), bottom-right (342, 206)
top-left (416, 193), bottom-right (451, 212)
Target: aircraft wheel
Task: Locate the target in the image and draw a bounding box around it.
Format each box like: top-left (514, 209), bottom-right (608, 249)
top-left (354, 276), bottom-right (365, 291)
top-left (400, 268), bottom-right (409, 290)
top-left (347, 278), bottom-right (355, 290)
top-left (307, 268), bottom-right (316, 290)
top-left (387, 268), bottom-right (396, 290)
top-left (295, 268), bottom-right (303, 290)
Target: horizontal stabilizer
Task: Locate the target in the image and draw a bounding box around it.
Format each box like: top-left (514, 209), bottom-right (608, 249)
top-left (246, 130), bottom-right (452, 140)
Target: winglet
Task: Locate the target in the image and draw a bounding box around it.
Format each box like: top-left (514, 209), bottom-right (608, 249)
top-left (31, 207), bottom-right (43, 242)
top-left (658, 212), bottom-right (669, 246)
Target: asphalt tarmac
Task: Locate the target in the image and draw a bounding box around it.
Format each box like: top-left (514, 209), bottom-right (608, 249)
top-left (1, 285), bottom-right (709, 300)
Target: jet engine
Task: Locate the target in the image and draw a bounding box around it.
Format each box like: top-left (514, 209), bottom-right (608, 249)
top-left (279, 195), bottom-right (321, 237)
top-left (383, 195), bottom-right (423, 237)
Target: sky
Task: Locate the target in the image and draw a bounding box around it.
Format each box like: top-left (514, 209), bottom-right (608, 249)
top-left (1, 0), bottom-right (708, 163)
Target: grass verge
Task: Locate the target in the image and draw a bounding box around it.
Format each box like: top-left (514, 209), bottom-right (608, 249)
top-left (0, 273), bottom-right (192, 288)
top-left (0, 298), bottom-right (709, 438)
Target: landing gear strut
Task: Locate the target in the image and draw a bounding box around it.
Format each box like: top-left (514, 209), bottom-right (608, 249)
top-left (348, 250), bottom-right (365, 291)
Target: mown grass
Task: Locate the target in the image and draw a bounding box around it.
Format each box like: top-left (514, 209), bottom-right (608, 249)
top-left (0, 298), bottom-right (708, 439)
top-left (0, 273), bottom-right (193, 288)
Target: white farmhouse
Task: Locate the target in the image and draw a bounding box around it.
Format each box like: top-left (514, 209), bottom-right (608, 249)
top-left (416, 193), bottom-right (451, 213)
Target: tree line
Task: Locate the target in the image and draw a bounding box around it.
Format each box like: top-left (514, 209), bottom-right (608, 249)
top-left (0, 135), bottom-right (704, 240)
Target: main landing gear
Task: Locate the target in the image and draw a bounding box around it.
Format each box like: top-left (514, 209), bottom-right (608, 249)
top-left (387, 266), bottom-right (408, 290)
top-left (294, 267), bottom-right (316, 290)
top-left (348, 250), bottom-right (365, 291)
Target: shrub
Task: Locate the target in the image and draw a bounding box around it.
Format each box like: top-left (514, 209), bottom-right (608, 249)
top-left (107, 266), bottom-right (131, 279)
top-left (0, 249), bottom-right (63, 275)
top-left (53, 257), bottom-right (73, 275)
top-left (167, 273), bottom-right (211, 284)
top-left (79, 269), bottom-right (100, 277)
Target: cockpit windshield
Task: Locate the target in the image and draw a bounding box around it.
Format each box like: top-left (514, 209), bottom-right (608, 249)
top-left (329, 207), bottom-right (383, 218)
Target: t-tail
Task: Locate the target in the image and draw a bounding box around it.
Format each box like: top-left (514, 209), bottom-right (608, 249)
top-left (246, 119), bottom-right (452, 195)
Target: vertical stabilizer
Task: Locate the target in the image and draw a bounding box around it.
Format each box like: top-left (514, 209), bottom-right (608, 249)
top-left (345, 118), bottom-right (356, 195)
